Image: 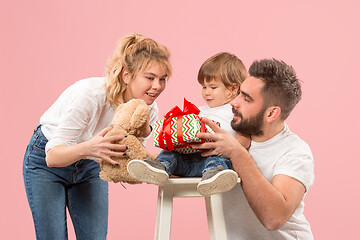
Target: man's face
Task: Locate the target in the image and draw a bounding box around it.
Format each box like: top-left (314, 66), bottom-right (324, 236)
top-left (230, 76), bottom-right (266, 136)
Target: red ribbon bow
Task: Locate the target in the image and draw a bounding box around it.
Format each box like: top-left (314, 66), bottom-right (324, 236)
top-left (158, 98), bottom-right (205, 152)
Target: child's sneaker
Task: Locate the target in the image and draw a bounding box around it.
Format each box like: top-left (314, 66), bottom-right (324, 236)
top-left (197, 166), bottom-right (238, 197)
top-left (127, 158), bottom-right (169, 186)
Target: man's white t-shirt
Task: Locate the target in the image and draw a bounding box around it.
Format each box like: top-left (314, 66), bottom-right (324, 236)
top-left (199, 104), bottom-right (236, 137)
top-left (222, 123), bottom-right (315, 239)
top-left (40, 77), bottom-right (159, 157)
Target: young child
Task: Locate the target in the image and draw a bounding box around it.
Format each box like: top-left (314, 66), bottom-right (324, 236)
top-left (127, 52), bottom-right (248, 196)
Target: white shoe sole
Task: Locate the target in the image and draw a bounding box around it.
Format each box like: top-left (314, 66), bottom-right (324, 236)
top-left (197, 170), bottom-right (238, 197)
top-left (127, 160), bottom-right (169, 186)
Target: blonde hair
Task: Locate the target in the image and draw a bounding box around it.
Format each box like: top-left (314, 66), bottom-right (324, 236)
top-left (105, 33), bottom-right (172, 106)
top-left (198, 52), bottom-right (247, 94)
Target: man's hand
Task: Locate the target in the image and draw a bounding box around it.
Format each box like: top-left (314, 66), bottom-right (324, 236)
top-left (191, 117), bottom-right (247, 159)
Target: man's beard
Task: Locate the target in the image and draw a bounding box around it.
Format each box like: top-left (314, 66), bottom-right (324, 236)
top-left (231, 107), bottom-right (266, 136)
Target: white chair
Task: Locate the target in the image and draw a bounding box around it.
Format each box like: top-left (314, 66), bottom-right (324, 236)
top-left (154, 177), bottom-right (241, 240)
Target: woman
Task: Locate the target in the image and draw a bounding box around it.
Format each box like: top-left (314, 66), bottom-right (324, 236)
top-left (23, 33), bottom-right (172, 240)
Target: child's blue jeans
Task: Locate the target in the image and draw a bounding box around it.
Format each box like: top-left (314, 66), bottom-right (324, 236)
top-left (156, 150), bottom-right (233, 177)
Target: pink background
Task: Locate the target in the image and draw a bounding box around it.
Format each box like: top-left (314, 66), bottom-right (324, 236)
top-left (1, 0), bottom-right (359, 239)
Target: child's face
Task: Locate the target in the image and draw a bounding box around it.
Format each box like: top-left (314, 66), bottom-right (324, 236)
top-left (201, 78), bottom-right (235, 108)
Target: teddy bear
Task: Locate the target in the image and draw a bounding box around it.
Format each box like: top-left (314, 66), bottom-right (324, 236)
top-left (99, 99), bottom-right (152, 184)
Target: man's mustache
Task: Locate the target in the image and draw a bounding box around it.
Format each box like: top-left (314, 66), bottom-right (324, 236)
top-left (232, 107), bottom-right (242, 118)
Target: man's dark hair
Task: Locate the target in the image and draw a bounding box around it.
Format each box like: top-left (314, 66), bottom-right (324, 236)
top-left (249, 59), bottom-right (302, 120)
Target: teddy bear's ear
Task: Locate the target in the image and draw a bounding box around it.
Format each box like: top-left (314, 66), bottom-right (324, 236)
top-left (130, 104), bottom-right (150, 129)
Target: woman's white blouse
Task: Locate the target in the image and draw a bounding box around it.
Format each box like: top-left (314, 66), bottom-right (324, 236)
top-left (40, 77), bottom-right (159, 156)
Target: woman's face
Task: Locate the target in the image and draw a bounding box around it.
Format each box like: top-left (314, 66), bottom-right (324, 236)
top-left (123, 63), bottom-right (168, 105)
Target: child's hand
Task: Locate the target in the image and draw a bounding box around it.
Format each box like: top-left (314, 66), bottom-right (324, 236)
top-left (236, 133), bottom-right (251, 149)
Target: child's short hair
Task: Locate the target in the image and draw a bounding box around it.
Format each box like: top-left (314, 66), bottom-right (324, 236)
top-left (197, 52), bottom-right (247, 92)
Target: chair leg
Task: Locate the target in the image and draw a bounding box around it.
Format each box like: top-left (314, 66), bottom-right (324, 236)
top-left (205, 196), bottom-right (215, 240)
top-left (154, 185), bottom-right (174, 240)
top-left (155, 187), bottom-right (163, 240)
top-left (205, 193), bottom-right (228, 240)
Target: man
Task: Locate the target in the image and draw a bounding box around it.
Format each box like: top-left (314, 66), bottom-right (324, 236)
top-left (193, 59), bottom-right (315, 239)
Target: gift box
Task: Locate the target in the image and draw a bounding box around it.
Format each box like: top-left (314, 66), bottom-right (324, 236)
top-left (154, 99), bottom-right (219, 154)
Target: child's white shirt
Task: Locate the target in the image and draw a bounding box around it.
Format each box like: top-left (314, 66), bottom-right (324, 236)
top-left (198, 104), bottom-right (236, 137)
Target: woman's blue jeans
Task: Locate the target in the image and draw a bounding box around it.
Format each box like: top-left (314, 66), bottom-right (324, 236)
top-left (156, 150), bottom-right (233, 177)
top-left (23, 125), bottom-right (108, 240)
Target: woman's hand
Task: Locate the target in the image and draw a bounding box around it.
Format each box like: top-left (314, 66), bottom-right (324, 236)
top-left (82, 126), bottom-right (127, 165)
top-left (46, 126), bottom-right (127, 167)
